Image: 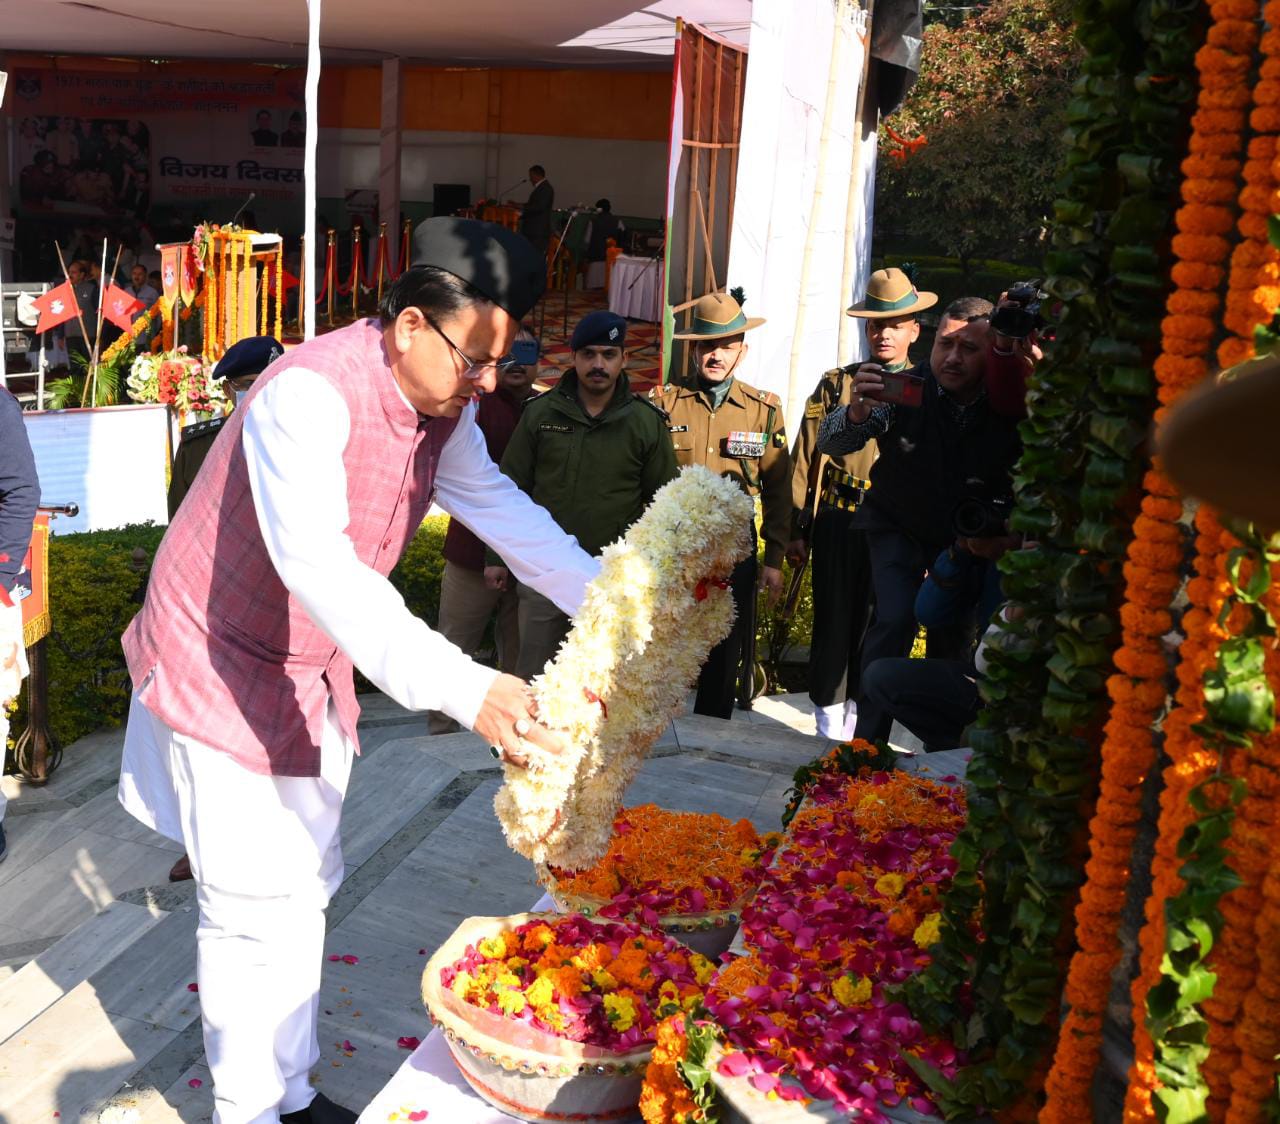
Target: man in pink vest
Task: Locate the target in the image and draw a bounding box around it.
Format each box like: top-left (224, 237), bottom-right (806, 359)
top-left (117, 218), bottom-right (598, 1124)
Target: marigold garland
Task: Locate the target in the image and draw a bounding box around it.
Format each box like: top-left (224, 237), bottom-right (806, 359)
top-left (1040, 4), bottom-right (1254, 1114)
top-left (1123, 507), bottom-right (1234, 1120)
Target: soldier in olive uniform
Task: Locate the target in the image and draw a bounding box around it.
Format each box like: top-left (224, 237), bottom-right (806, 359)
top-left (495, 310), bottom-right (678, 678)
top-left (786, 268), bottom-right (935, 739)
top-left (650, 292), bottom-right (791, 719)
top-left (167, 336), bottom-right (284, 519)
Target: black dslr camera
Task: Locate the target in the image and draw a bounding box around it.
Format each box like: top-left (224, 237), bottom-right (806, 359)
top-left (951, 491), bottom-right (1014, 540)
top-left (989, 280), bottom-right (1050, 341)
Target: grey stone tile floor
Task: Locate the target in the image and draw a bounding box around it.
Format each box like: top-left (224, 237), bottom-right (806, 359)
top-left (0, 691), bottom-right (940, 1124)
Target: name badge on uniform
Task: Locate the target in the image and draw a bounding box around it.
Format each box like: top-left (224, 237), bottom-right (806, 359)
top-left (724, 430), bottom-right (767, 458)
top-left (539, 422), bottom-right (572, 434)
top-left (804, 401), bottom-right (824, 419)
top-left (668, 424), bottom-right (689, 433)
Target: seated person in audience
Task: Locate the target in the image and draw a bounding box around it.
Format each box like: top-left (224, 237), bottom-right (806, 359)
top-left (816, 296), bottom-right (1023, 743)
top-left (428, 328), bottom-right (540, 734)
top-left (493, 311), bottom-right (677, 678)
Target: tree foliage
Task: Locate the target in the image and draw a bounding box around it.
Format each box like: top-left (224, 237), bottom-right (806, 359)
top-left (874, 0), bottom-right (1082, 268)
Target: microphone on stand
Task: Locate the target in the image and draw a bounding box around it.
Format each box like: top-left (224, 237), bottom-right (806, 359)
top-left (498, 178), bottom-right (527, 200)
top-left (230, 192), bottom-right (257, 227)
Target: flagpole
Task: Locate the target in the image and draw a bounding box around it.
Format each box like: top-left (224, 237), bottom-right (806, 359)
top-left (87, 240), bottom-right (119, 408)
top-left (53, 242), bottom-right (94, 374)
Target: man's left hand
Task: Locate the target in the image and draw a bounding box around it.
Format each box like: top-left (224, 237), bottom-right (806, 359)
top-left (759, 565), bottom-right (784, 606)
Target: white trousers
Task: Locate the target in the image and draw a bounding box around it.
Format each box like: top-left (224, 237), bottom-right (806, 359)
top-left (118, 690), bottom-right (353, 1124)
top-left (0, 599), bottom-right (30, 826)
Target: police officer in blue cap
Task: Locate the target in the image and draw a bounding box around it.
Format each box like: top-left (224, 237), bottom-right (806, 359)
top-left (167, 336), bottom-right (284, 520)
top-left (492, 309), bottom-right (678, 677)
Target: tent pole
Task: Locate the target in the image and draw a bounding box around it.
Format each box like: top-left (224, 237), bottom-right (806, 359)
top-left (838, 0), bottom-right (878, 366)
top-left (303, 0), bottom-right (322, 340)
top-left (785, 0), bottom-right (851, 418)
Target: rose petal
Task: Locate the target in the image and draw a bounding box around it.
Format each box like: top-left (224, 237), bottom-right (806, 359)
top-left (188, 1079), bottom-right (203, 1089)
top-left (397, 1036), bottom-right (421, 1051)
top-left (187, 983), bottom-right (199, 992)
top-left (341, 1040), bottom-right (357, 1052)
top-left (341, 955), bottom-right (360, 965)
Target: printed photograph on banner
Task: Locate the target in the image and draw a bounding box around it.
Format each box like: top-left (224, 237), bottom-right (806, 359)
top-left (9, 64), bottom-right (304, 287)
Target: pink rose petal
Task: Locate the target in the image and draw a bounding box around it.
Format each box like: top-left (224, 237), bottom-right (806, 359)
top-left (188, 1079), bottom-right (202, 1089)
top-left (341, 954), bottom-right (360, 965)
top-left (408, 1113), bottom-right (428, 1121)
top-left (341, 1040), bottom-right (357, 1052)
top-left (396, 1036), bottom-right (421, 1050)
top-left (186, 983), bottom-right (199, 992)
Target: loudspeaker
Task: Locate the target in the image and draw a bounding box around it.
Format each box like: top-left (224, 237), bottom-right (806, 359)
top-left (433, 184), bottom-right (471, 217)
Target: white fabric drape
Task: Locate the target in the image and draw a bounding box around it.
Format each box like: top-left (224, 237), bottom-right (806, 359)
top-left (726, 0), bottom-right (877, 432)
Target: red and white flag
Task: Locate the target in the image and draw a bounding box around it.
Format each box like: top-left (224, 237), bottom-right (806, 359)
top-left (102, 284), bottom-right (144, 331)
top-left (33, 281), bottom-right (80, 334)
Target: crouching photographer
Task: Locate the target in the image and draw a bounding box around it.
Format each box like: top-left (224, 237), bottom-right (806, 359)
top-left (816, 295), bottom-right (1023, 743)
top-left (987, 280), bottom-right (1051, 419)
top-left (860, 501), bottom-right (1017, 752)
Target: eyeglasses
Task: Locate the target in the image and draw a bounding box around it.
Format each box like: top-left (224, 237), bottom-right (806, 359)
top-left (426, 316), bottom-right (511, 381)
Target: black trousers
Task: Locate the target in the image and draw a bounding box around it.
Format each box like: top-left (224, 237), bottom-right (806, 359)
top-left (695, 526), bottom-right (758, 719)
top-left (807, 507), bottom-right (873, 708)
top-left (861, 657), bottom-right (980, 750)
top-left (853, 528), bottom-right (971, 742)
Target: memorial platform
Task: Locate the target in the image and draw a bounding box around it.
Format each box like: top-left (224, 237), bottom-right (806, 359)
top-left (0, 692), bottom-right (935, 1124)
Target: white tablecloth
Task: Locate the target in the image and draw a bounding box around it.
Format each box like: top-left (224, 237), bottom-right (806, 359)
top-left (608, 255), bottom-right (663, 323)
top-left (357, 894), bottom-right (556, 1124)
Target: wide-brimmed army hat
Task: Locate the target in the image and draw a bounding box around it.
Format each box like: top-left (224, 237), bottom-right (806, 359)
top-left (846, 267), bottom-right (938, 319)
top-left (673, 292), bottom-right (766, 341)
top-left (1159, 352), bottom-right (1280, 529)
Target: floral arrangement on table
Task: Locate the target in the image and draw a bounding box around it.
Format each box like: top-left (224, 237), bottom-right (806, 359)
top-left (495, 466), bottom-right (753, 871)
top-left (436, 914), bottom-right (715, 1052)
top-left (127, 345), bottom-right (227, 417)
top-left (640, 766), bottom-right (968, 1122)
top-left (543, 805), bottom-right (780, 939)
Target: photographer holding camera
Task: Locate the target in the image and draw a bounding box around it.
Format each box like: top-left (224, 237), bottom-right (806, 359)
top-left (816, 295), bottom-right (1022, 743)
top-left (986, 281), bottom-right (1050, 418)
top-left (785, 267), bottom-right (934, 740)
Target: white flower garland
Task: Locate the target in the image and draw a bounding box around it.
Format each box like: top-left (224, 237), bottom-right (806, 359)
top-left (495, 465), bottom-right (754, 871)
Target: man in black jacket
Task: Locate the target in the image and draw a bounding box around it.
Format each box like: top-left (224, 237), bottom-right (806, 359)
top-left (816, 296), bottom-right (1021, 742)
top-left (0, 387), bottom-right (40, 863)
top-left (520, 165), bottom-right (555, 260)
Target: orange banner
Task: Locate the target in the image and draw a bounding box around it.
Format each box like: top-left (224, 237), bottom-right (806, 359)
top-left (21, 514), bottom-right (50, 648)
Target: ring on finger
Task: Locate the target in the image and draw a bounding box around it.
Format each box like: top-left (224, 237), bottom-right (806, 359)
top-left (489, 745), bottom-right (502, 760)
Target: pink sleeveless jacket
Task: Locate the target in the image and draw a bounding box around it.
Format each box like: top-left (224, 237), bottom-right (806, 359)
top-left (123, 318), bottom-right (458, 776)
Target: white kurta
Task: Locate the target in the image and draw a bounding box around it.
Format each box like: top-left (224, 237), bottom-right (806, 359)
top-left (118, 368), bottom-right (600, 1124)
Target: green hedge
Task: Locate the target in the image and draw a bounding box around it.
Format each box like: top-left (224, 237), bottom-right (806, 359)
top-left (14, 517), bottom-right (450, 750)
top-left (14, 512), bottom-right (817, 750)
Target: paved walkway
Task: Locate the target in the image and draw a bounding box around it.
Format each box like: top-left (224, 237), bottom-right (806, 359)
top-left (0, 691), bottom-right (917, 1124)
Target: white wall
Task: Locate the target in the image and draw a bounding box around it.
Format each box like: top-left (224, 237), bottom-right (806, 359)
top-left (318, 127), bottom-right (668, 217)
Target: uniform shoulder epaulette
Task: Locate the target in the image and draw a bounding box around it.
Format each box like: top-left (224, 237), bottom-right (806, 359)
top-left (647, 382), bottom-right (678, 399)
top-left (634, 393), bottom-right (670, 421)
top-left (744, 385), bottom-right (783, 408)
top-left (520, 388), bottom-right (551, 410)
top-left (179, 416), bottom-right (226, 443)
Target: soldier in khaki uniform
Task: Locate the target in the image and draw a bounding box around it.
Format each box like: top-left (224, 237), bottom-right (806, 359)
top-left (650, 292), bottom-right (790, 718)
top-left (786, 268), bottom-right (935, 739)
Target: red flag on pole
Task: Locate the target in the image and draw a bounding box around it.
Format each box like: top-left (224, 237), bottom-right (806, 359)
top-left (102, 283), bottom-right (144, 331)
top-left (267, 267), bottom-right (300, 295)
top-left (33, 281), bottom-right (80, 334)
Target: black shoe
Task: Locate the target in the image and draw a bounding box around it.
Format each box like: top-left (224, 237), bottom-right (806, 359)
top-left (0, 822), bottom-right (7, 864)
top-left (281, 1093), bottom-right (358, 1124)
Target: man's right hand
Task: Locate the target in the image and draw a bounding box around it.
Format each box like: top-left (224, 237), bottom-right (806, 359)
top-left (846, 363), bottom-right (886, 424)
top-left (473, 673), bottom-right (564, 769)
top-left (484, 565), bottom-right (510, 591)
top-left (784, 538), bottom-right (809, 567)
